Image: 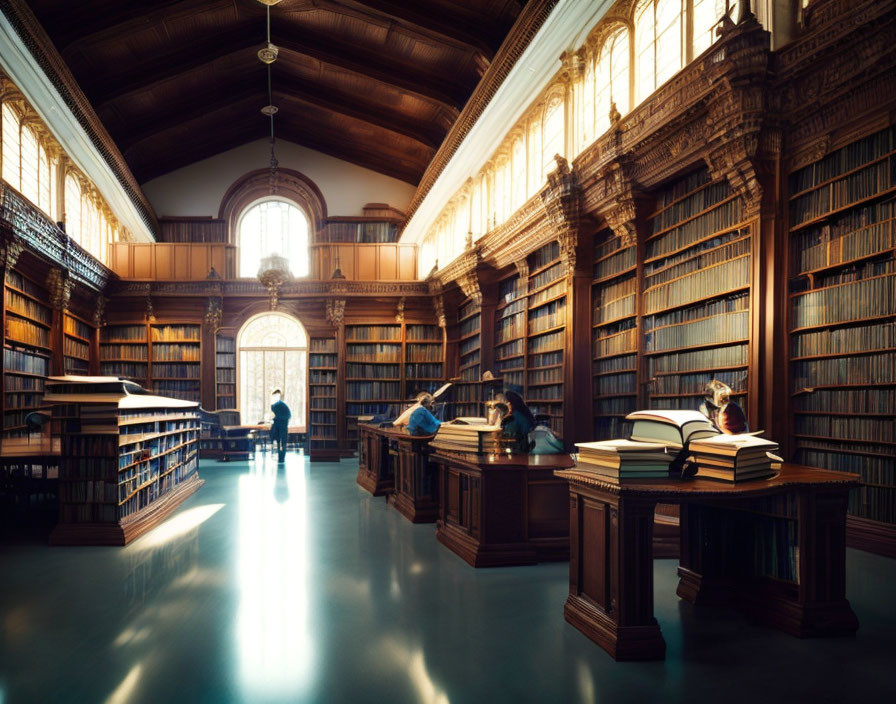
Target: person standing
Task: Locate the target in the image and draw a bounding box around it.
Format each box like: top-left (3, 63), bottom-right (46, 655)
top-left (270, 389), bottom-right (291, 462)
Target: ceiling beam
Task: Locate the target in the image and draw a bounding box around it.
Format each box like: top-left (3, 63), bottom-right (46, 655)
top-left (111, 74), bottom-right (444, 153)
top-left (86, 27), bottom-right (467, 112)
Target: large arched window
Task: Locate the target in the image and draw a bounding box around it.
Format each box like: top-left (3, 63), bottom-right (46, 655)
top-left (542, 94), bottom-right (565, 180)
top-left (1, 103), bottom-right (22, 191)
top-left (595, 26), bottom-right (631, 137)
top-left (636, 0), bottom-right (683, 105)
top-left (692, 0), bottom-right (729, 57)
top-left (238, 199), bottom-right (310, 277)
top-left (64, 172), bottom-right (82, 241)
top-left (238, 313), bottom-right (308, 426)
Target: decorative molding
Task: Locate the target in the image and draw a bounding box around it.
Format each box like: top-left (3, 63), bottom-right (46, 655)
top-left (93, 295), bottom-right (107, 327)
top-left (325, 298), bottom-right (346, 327)
top-left (513, 259), bottom-right (529, 279)
top-left (541, 155), bottom-right (581, 272)
top-left (0, 228), bottom-right (24, 269)
top-left (46, 266), bottom-right (72, 311)
top-left (395, 297), bottom-right (406, 324)
top-left (205, 296), bottom-right (223, 332)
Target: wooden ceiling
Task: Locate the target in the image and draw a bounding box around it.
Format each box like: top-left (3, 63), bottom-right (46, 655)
top-left (28, 0), bottom-right (527, 185)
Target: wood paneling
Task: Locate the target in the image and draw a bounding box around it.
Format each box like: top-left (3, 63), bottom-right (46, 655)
top-left (109, 243), bottom-right (237, 280)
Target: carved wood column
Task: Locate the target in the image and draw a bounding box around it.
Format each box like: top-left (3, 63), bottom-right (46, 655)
top-left (202, 294), bottom-right (223, 410)
top-left (91, 295), bottom-right (106, 376)
top-left (326, 298), bottom-right (347, 449)
top-left (46, 267), bottom-right (72, 377)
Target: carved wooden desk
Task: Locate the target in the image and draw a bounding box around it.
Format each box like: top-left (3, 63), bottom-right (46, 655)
top-left (356, 423), bottom-right (393, 497)
top-left (384, 428), bottom-right (439, 523)
top-left (431, 450), bottom-right (575, 567)
top-left (555, 464), bottom-right (860, 661)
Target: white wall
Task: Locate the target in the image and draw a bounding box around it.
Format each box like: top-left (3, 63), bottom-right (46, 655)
top-left (141, 139), bottom-right (417, 218)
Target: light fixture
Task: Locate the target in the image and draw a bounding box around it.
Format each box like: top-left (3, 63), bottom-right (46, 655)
top-left (258, 1), bottom-right (280, 188)
top-left (258, 42), bottom-right (279, 64)
top-left (256, 0), bottom-right (282, 5)
top-left (258, 254), bottom-right (292, 310)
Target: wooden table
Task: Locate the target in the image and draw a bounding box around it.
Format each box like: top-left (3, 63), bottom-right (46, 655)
top-left (385, 428), bottom-right (438, 523)
top-left (555, 464), bottom-right (860, 661)
top-left (356, 423), bottom-right (394, 496)
top-left (431, 450), bottom-right (575, 567)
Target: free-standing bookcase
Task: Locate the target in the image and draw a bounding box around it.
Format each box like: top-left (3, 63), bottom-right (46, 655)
top-left (215, 334), bottom-right (236, 410)
top-left (46, 376), bottom-right (202, 546)
top-left (787, 124), bottom-right (896, 556)
top-left (308, 337), bottom-right (339, 458)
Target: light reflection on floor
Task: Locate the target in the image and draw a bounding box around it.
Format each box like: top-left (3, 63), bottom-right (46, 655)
top-left (236, 452), bottom-right (313, 701)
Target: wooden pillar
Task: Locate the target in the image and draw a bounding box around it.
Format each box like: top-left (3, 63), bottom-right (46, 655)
top-left (566, 227), bottom-right (593, 447)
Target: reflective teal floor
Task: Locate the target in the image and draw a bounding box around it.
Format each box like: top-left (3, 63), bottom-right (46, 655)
top-left (1, 453), bottom-right (894, 703)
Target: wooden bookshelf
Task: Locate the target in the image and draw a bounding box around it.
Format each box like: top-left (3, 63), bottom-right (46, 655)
top-left (787, 124), bottom-right (896, 556)
top-left (100, 324), bottom-right (149, 386)
top-left (150, 324), bottom-right (201, 402)
top-left (344, 323), bottom-right (403, 443)
top-left (454, 299), bottom-right (483, 418)
top-left (494, 273), bottom-right (526, 395)
top-left (591, 228), bottom-right (638, 440)
top-left (308, 337), bottom-right (339, 459)
top-left (215, 334), bottom-right (236, 410)
top-left (404, 324), bottom-right (445, 397)
top-left (63, 312), bottom-right (93, 376)
top-left (45, 377), bottom-right (202, 546)
top-left (641, 168), bottom-right (752, 418)
top-left (3, 269), bottom-right (51, 439)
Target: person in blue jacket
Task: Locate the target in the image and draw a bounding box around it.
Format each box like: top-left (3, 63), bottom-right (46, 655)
top-left (406, 392), bottom-right (441, 436)
top-left (270, 389), bottom-right (291, 462)
top-left (499, 389), bottom-right (536, 453)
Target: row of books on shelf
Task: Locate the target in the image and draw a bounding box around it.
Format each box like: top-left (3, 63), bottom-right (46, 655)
top-left (65, 358), bottom-right (90, 374)
top-left (647, 197), bottom-right (744, 260)
top-left (529, 263), bottom-right (564, 292)
top-left (793, 388), bottom-right (895, 414)
top-left (810, 256), bottom-right (895, 287)
top-left (319, 221), bottom-right (399, 243)
top-left (406, 363), bottom-right (443, 378)
top-left (407, 325), bottom-right (441, 341)
top-left (594, 245), bottom-right (635, 281)
top-left (527, 384), bottom-right (562, 401)
top-left (529, 330), bottom-right (563, 354)
top-left (790, 127), bottom-right (894, 194)
top-left (311, 397), bottom-right (337, 409)
top-left (311, 370), bottom-right (336, 384)
top-left (346, 381), bottom-right (399, 399)
top-left (100, 363), bottom-right (146, 379)
top-left (406, 344), bottom-right (443, 362)
top-left (594, 396), bottom-right (638, 415)
top-left (496, 318), bottom-right (525, 343)
top-left (121, 457), bottom-right (198, 520)
top-left (4, 374), bottom-right (43, 393)
top-left (648, 344), bottom-right (748, 373)
top-left (792, 352), bottom-right (895, 388)
top-left (217, 369), bottom-right (235, 383)
top-left (346, 325), bottom-right (401, 341)
top-left (496, 338), bottom-right (525, 360)
top-left (529, 350), bottom-right (563, 369)
top-left (595, 353), bottom-right (637, 375)
top-left (593, 371), bottom-right (636, 396)
top-left (794, 415), bottom-right (893, 443)
top-left (152, 363), bottom-right (200, 379)
top-left (645, 309), bottom-right (749, 352)
top-left (159, 219), bottom-right (227, 242)
top-left (645, 231), bottom-right (749, 287)
top-left (346, 343), bottom-right (401, 362)
top-left (594, 295), bottom-right (635, 325)
top-left (594, 326), bottom-right (637, 358)
top-left (151, 382), bottom-right (199, 401)
top-left (5, 391), bottom-right (43, 408)
top-left (791, 320), bottom-right (895, 357)
top-left (651, 370), bottom-right (747, 396)
top-left (310, 427), bottom-right (338, 440)
top-left (216, 336), bottom-right (235, 353)
top-left (791, 158), bottom-right (893, 226)
top-left (794, 217), bottom-right (893, 274)
top-left (64, 315), bottom-right (92, 340)
top-left (216, 353), bottom-right (236, 368)
top-left (64, 338), bottom-right (89, 359)
top-left (5, 269), bottom-right (44, 298)
top-left (644, 255), bottom-right (750, 314)
top-left (6, 317), bottom-right (49, 348)
top-left (645, 293), bottom-right (748, 330)
top-left (150, 325), bottom-right (199, 342)
top-left (498, 276), bottom-right (524, 304)
top-left (151, 344), bottom-right (200, 362)
top-left (310, 412), bottom-right (336, 425)
top-left (346, 402), bottom-right (400, 416)
top-left (6, 289), bottom-right (51, 325)
top-left (102, 325), bottom-right (146, 342)
top-left (101, 344), bottom-right (148, 360)
top-left (791, 268), bottom-right (895, 328)
top-left (460, 337), bottom-right (480, 358)
top-left (346, 363), bottom-right (399, 379)
top-left (530, 281), bottom-right (566, 308)
top-left (460, 315), bottom-right (480, 338)
top-left (530, 241), bottom-right (561, 271)
top-left (651, 180), bottom-right (732, 233)
top-left (4, 346), bottom-right (49, 375)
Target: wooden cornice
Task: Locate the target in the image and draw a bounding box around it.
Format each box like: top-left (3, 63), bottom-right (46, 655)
top-left (402, 0), bottom-right (561, 225)
top-left (111, 279), bottom-right (431, 299)
top-left (0, 0), bottom-right (159, 237)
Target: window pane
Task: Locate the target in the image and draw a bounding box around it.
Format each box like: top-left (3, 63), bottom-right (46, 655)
top-left (238, 200), bottom-right (310, 277)
top-left (693, 0), bottom-right (727, 56)
top-left (20, 125), bottom-right (39, 205)
top-left (64, 174), bottom-right (81, 241)
top-left (2, 104), bottom-right (21, 191)
top-left (610, 30), bottom-right (630, 117)
top-left (38, 144), bottom-right (50, 214)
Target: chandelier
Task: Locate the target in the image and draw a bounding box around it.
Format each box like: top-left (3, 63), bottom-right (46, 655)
top-left (258, 0), bottom-right (280, 188)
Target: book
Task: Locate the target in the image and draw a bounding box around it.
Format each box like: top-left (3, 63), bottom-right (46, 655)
top-left (626, 409), bottom-right (720, 448)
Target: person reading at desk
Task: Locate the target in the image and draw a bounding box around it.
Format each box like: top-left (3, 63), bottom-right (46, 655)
top-left (270, 389), bottom-right (291, 462)
top-left (497, 390), bottom-right (535, 453)
top-left (405, 392), bottom-right (441, 436)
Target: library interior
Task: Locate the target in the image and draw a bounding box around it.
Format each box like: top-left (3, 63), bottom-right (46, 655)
top-left (0, 0), bottom-right (894, 701)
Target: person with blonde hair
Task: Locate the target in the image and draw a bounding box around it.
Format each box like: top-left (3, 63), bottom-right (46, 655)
top-left (406, 391), bottom-right (441, 436)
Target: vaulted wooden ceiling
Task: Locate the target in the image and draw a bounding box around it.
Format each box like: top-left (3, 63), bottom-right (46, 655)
top-left (28, 0), bottom-right (527, 185)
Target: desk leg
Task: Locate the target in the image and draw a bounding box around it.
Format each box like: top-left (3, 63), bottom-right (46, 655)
top-left (564, 492), bottom-right (665, 660)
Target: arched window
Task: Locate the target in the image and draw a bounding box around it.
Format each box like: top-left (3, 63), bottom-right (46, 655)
top-left (2, 103), bottom-right (21, 191)
top-left (238, 312), bottom-right (308, 426)
top-left (692, 0), bottom-right (728, 57)
top-left (526, 116), bottom-right (541, 198)
top-left (595, 26), bottom-right (631, 137)
top-left (636, 0), bottom-right (683, 105)
top-left (511, 133), bottom-right (526, 209)
top-left (238, 199), bottom-right (310, 277)
top-left (542, 94), bottom-right (565, 180)
top-left (38, 142), bottom-right (51, 214)
top-left (64, 172), bottom-right (82, 241)
top-left (20, 123), bottom-right (39, 206)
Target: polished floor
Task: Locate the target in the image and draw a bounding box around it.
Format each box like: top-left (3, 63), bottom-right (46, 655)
top-left (1, 453), bottom-right (894, 704)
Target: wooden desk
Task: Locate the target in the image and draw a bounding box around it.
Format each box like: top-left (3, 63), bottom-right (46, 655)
top-left (356, 423), bottom-right (393, 496)
top-left (431, 450), bottom-right (574, 567)
top-left (385, 428), bottom-right (438, 523)
top-left (555, 464), bottom-right (860, 661)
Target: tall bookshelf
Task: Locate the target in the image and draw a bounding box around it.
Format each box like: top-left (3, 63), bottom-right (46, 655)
top-left (494, 273), bottom-right (526, 392)
top-left (404, 324), bottom-right (444, 397)
top-left (45, 377), bottom-right (202, 546)
top-left (150, 324), bottom-right (201, 402)
top-left (308, 337), bottom-right (339, 456)
top-left (454, 299), bottom-right (483, 417)
top-left (642, 168), bottom-right (752, 417)
top-left (3, 269), bottom-right (51, 438)
top-left (591, 228), bottom-right (638, 440)
top-left (787, 125), bottom-right (896, 552)
top-left (100, 324), bottom-right (149, 387)
top-left (344, 323), bottom-right (402, 443)
top-left (526, 241), bottom-right (567, 437)
top-left (215, 334), bottom-right (236, 409)
top-left (63, 312), bottom-right (93, 375)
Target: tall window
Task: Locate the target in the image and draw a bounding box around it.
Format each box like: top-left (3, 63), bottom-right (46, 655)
top-left (238, 313), bottom-right (308, 426)
top-left (595, 26), bottom-right (631, 137)
top-left (238, 200), bottom-right (310, 277)
top-left (692, 0), bottom-right (728, 56)
top-left (64, 173), bottom-right (82, 241)
top-left (542, 95), bottom-right (565, 180)
top-left (2, 103), bottom-right (21, 191)
top-left (636, 0), bottom-right (683, 105)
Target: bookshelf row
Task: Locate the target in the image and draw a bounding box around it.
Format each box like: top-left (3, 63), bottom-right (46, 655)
top-left (308, 337), bottom-right (339, 451)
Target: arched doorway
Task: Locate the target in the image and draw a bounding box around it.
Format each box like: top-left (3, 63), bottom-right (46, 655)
top-left (237, 313), bottom-right (307, 426)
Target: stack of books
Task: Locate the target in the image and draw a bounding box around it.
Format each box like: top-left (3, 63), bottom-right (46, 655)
top-left (430, 421), bottom-right (502, 453)
top-left (574, 439), bottom-right (675, 479)
top-left (689, 434), bottom-right (781, 482)
top-left (627, 409), bottom-right (720, 447)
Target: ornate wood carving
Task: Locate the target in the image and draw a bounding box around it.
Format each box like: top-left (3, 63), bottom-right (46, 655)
top-left (93, 295), bottom-right (107, 327)
top-left (325, 298), bottom-right (346, 327)
top-left (0, 230), bottom-right (24, 269)
top-left (513, 259), bottom-right (529, 280)
top-left (456, 270), bottom-right (482, 306)
top-left (541, 155), bottom-right (581, 272)
top-left (395, 297), bottom-right (406, 324)
top-left (46, 267), bottom-right (72, 311)
top-left (205, 296), bottom-right (223, 332)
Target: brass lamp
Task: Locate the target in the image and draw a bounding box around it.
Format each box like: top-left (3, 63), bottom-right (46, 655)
top-left (258, 254), bottom-right (292, 310)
